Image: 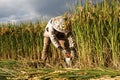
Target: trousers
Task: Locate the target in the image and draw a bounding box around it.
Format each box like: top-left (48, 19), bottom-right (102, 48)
top-left (41, 37), bottom-right (68, 61)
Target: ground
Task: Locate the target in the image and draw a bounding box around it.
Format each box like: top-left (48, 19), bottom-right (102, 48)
top-left (0, 60), bottom-right (120, 80)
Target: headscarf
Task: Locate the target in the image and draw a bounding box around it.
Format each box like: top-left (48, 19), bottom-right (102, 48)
top-left (52, 16), bottom-right (71, 33)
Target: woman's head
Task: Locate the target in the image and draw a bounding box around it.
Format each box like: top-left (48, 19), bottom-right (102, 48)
top-left (52, 15), bottom-right (71, 33)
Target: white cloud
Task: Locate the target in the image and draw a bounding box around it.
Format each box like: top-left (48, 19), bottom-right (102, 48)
top-left (0, 0), bottom-right (101, 22)
top-left (0, 0), bottom-right (40, 22)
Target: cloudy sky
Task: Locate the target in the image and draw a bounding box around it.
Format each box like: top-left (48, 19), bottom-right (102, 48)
top-left (0, 0), bottom-right (101, 22)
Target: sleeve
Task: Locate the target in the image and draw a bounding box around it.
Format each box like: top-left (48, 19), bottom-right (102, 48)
top-left (48, 22), bottom-right (61, 48)
top-left (67, 32), bottom-right (76, 48)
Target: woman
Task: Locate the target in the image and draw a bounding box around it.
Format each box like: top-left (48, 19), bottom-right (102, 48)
top-left (41, 15), bottom-right (77, 67)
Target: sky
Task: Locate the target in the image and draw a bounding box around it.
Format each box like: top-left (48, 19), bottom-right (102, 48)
top-left (0, 0), bottom-right (101, 23)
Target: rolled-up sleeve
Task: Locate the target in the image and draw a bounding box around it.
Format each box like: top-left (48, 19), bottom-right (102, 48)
top-left (67, 32), bottom-right (76, 48)
top-left (48, 25), bottom-right (60, 48)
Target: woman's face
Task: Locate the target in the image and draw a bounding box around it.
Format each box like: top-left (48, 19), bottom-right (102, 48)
top-left (59, 20), bottom-right (70, 31)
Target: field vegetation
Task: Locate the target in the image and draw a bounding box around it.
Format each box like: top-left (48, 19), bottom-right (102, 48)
top-left (0, 0), bottom-right (120, 79)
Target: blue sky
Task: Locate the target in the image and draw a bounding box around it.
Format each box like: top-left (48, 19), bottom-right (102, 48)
top-left (0, 0), bottom-right (101, 22)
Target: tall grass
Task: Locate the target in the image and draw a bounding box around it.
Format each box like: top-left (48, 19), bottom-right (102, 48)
top-left (0, 21), bottom-right (46, 61)
top-left (71, 0), bottom-right (120, 68)
top-left (0, 0), bottom-right (120, 68)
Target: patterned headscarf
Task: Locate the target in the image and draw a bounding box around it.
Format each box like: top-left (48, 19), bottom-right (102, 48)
top-left (52, 16), bottom-right (70, 33)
